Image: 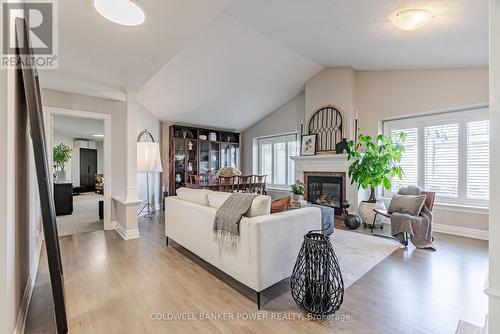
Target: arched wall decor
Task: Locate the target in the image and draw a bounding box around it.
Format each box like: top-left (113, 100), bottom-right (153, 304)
top-left (308, 105), bottom-right (343, 153)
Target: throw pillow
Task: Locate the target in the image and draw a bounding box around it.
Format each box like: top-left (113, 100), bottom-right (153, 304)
top-left (271, 196), bottom-right (291, 213)
top-left (388, 194), bottom-right (426, 216)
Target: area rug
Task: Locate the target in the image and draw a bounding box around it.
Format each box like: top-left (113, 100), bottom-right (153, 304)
top-left (57, 192), bottom-right (103, 237)
top-left (331, 229), bottom-right (400, 288)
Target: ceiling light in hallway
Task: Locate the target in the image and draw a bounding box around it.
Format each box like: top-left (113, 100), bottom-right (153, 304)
top-left (391, 9), bottom-right (433, 31)
top-left (94, 0), bottom-right (146, 26)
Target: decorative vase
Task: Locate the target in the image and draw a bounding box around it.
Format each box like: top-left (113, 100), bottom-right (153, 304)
top-left (175, 174), bottom-right (181, 183)
top-left (209, 132), bottom-right (217, 141)
top-left (291, 231), bottom-right (344, 316)
top-left (187, 162), bottom-right (193, 172)
top-left (358, 201), bottom-right (386, 227)
top-left (344, 214), bottom-right (361, 230)
top-left (292, 194), bottom-right (304, 201)
top-left (55, 170), bottom-right (66, 183)
top-left (188, 141), bottom-right (193, 150)
top-left (335, 138), bottom-right (350, 154)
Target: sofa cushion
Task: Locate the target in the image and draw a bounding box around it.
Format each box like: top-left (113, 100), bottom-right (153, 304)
top-left (245, 195), bottom-right (271, 218)
top-left (207, 192), bottom-right (232, 209)
top-left (388, 194), bottom-right (426, 216)
top-left (271, 196), bottom-right (291, 213)
top-left (176, 187), bottom-right (212, 206)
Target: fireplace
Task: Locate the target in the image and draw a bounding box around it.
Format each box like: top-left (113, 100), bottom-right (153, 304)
top-left (304, 172), bottom-right (346, 215)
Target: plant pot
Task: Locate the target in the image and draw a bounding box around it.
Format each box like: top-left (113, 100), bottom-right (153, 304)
top-left (292, 194), bottom-right (304, 201)
top-left (55, 170), bottom-right (66, 183)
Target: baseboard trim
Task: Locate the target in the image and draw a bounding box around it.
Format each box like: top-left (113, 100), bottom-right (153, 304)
top-left (433, 223), bottom-right (488, 240)
top-left (13, 233), bottom-right (43, 334)
top-left (112, 221), bottom-right (140, 240)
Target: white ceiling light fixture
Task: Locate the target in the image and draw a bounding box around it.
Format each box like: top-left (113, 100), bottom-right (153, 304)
top-left (92, 134), bottom-right (104, 138)
top-left (94, 0), bottom-right (146, 26)
top-left (391, 9), bottom-right (434, 31)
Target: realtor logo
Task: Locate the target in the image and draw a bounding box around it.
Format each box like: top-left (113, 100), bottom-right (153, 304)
top-left (1, 0), bottom-right (58, 68)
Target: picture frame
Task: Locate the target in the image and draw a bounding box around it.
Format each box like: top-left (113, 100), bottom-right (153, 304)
top-left (16, 18), bottom-right (68, 333)
top-left (301, 134), bottom-right (317, 156)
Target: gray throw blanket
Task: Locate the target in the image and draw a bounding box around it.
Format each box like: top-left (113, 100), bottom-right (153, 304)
top-left (213, 193), bottom-right (258, 248)
top-left (391, 186), bottom-right (435, 250)
top-left (308, 204), bottom-right (334, 235)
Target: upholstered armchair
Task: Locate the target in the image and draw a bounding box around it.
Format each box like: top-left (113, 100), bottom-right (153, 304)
top-left (95, 174), bottom-right (104, 195)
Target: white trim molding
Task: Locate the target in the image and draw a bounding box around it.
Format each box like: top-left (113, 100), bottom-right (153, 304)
top-left (485, 275), bottom-right (500, 301)
top-left (433, 223), bottom-right (489, 240)
top-left (113, 222), bottom-right (140, 240)
top-left (13, 233), bottom-right (43, 334)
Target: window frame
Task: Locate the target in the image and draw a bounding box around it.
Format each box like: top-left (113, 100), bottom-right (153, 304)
top-left (382, 107), bottom-right (489, 207)
top-left (257, 133), bottom-right (298, 189)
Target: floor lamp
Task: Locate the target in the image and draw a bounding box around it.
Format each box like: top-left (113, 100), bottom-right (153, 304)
top-left (137, 129), bottom-right (163, 222)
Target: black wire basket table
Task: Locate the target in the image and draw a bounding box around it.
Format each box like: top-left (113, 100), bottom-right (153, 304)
top-left (290, 230), bottom-right (344, 316)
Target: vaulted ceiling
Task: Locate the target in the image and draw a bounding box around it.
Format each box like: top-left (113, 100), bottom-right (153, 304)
top-left (39, 0), bottom-right (488, 131)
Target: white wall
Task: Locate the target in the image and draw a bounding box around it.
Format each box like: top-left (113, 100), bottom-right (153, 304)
top-left (136, 103), bottom-right (162, 209)
top-left (356, 68), bottom-right (489, 138)
top-left (0, 65), bottom-right (42, 334)
top-left (241, 92), bottom-right (305, 175)
top-left (305, 67), bottom-right (356, 138)
top-left (489, 0), bottom-right (500, 330)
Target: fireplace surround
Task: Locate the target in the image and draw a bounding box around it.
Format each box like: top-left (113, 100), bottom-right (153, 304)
top-left (304, 172), bottom-right (346, 215)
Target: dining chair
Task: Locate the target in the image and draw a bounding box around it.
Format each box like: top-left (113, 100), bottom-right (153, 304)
top-left (237, 175), bottom-right (253, 193)
top-left (219, 176), bottom-right (236, 192)
top-left (252, 175), bottom-right (267, 195)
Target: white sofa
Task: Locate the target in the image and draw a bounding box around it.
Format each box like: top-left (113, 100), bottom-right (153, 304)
top-left (165, 187), bottom-right (321, 308)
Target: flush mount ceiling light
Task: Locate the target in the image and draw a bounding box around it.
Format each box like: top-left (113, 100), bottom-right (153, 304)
top-left (391, 9), bottom-right (433, 31)
top-left (92, 134), bottom-right (104, 138)
top-left (94, 0), bottom-right (146, 26)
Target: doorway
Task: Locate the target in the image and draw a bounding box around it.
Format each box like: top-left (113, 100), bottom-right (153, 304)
top-left (45, 107), bottom-right (112, 234)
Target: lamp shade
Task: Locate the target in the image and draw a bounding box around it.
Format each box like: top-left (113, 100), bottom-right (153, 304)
top-left (137, 142), bottom-right (162, 173)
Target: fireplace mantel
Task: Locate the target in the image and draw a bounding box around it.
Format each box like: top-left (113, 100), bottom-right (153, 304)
top-left (291, 154), bottom-right (367, 213)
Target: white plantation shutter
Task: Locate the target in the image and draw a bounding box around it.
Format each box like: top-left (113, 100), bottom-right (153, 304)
top-left (467, 120), bottom-right (489, 201)
top-left (390, 128), bottom-right (418, 192)
top-left (384, 108), bottom-right (489, 206)
top-left (424, 124), bottom-right (459, 198)
top-left (258, 134), bottom-right (297, 188)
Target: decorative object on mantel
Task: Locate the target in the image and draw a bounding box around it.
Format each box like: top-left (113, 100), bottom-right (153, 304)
top-left (347, 132), bottom-right (406, 203)
top-left (335, 138), bottom-right (350, 154)
top-left (291, 231), bottom-right (344, 316)
top-left (344, 214), bottom-right (362, 230)
top-left (301, 134), bottom-right (317, 156)
top-left (53, 143), bottom-right (72, 183)
top-left (308, 106), bottom-right (343, 153)
top-left (291, 180), bottom-right (305, 201)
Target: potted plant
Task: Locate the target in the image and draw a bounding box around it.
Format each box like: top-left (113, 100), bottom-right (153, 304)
top-left (291, 180), bottom-right (305, 201)
top-left (347, 132), bottom-right (405, 203)
top-left (53, 143), bottom-right (72, 183)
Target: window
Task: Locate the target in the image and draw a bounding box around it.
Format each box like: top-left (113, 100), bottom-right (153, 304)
top-left (384, 107), bottom-right (489, 205)
top-left (257, 134), bottom-right (298, 188)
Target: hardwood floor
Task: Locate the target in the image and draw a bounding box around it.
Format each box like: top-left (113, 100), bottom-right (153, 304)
top-left (26, 213), bottom-right (488, 333)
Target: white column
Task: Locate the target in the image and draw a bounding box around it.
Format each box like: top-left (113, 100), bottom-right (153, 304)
top-left (488, 0), bottom-right (500, 331)
top-left (112, 90), bottom-right (141, 240)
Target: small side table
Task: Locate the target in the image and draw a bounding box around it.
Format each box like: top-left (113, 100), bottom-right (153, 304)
top-left (358, 201), bottom-right (386, 229)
